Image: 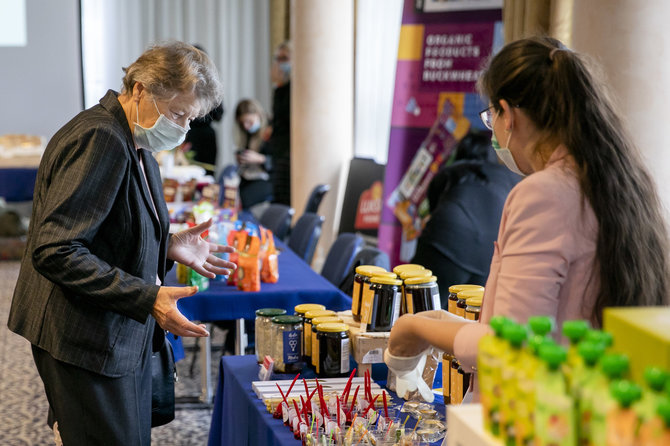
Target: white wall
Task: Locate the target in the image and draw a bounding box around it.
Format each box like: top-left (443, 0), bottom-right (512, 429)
top-left (0, 0), bottom-right (83, 140)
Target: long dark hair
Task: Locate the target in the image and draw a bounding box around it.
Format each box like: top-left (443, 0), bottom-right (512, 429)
top-left (478, 36), bottom-right (669, 324)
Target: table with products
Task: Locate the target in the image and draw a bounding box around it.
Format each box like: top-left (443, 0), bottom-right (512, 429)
top-left (208, 355), bottom-right (446, 446)
top-left (165, 240), bottom-right (352, 402)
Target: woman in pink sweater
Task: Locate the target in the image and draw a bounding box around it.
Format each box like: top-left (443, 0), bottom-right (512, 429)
top-left (386, 37), bottom-right (670, 390)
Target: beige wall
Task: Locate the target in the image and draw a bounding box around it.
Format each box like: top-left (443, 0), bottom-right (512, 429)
top-left (571, 0), bottom-right (670, 222)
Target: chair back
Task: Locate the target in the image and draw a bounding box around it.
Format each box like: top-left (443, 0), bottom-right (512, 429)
top-left (320, 233), bottom-right (365, 287)
top-left (304, 184), bottom-right (330, 215)
top-left (338, 246), bottom-right (391, 295)
top-left (258, 204), bottom-right (295, 241)
top-left (287, 212), bottom-right (325, 265)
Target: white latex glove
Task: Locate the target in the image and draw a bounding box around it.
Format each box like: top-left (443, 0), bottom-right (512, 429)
top-left (384, 348), bottom-right (434, 403)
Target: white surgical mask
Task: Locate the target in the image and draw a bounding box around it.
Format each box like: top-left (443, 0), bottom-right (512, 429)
top-left (491, 114), bottom-right (525, 177)
top-left (247, 120), bottom-right (261, 134)
top-left (133, 98), bottom-right (188, 152)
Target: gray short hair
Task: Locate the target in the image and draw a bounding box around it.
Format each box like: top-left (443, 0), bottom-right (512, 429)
top-left (122, 41), bottom-right (223, 117)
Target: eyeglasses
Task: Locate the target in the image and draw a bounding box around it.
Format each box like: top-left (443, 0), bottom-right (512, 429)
top-left (479, 105), bottom-right (495, 130)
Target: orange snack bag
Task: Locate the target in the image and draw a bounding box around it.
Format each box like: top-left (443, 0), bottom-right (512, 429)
top-left (260, 228), bottom-right (279, 283)
top-left (237, 234), bottom-right (261, 291)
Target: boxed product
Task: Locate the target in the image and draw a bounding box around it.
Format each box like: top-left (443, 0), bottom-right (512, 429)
top-left (603, 307), bottom-right (670, 383)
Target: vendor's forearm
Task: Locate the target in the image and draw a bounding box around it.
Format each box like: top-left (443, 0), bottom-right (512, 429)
top-left (409, 315), bottom-right (472, 354)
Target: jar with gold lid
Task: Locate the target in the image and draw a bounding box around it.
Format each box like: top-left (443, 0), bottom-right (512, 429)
top-left (352, 266), bottom-right (387, 322)
top-left (447, 284), bottom-right (484, 315)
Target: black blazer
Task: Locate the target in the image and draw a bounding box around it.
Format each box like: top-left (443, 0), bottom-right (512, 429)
top-left (8, 90), bottom-right (171, 377)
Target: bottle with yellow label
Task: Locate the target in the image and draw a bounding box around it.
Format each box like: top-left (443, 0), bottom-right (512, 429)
top-left (587, 353), bottom-right (630, 445)
top-left (478, 315), bottom-right (512, 437)
top-left (574, 340), bottom-right (606, 445)
top-left (499, 322), bottom-right (527, 445)
top-left (562, 320), bottom-right (590, 389)
top-left (534, 343), bottom-right (575, 446)
top-left (637, 396), bottom-right (670, 445)
top-left (359, 272), bottom-right (398, 330)
top-left (635, 367), bottom-right (669, 438)
top-left (606, 380), bottom-right (642, 445)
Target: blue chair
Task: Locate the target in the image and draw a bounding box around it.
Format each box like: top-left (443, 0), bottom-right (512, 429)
top-left (287, 212), bottom-right (325, 265)
top-left (304, 184), bottom-right (330, 214)
top-left (338, 246), bottom-right (391, 295)
top-left (320, 233), bottom-right (365, 287)
top-left (258, 204), bottom-right (295, 241)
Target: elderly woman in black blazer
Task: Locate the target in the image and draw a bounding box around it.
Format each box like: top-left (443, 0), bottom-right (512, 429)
top-left (8, 42), bottom-right (235, 445)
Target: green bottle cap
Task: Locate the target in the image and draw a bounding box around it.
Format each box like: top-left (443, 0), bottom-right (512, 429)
top-left (562, 320), bottom-right (590, 345)
top-left (644, 367), bottom-right (669, 393)
top-left (255, 308), bottom-right (288, 317)
top-left (502, 323), bottom-right (527, 348)
top-left (539, 343), bottom-right (567, 370)
top-left (610, 380), bottom-right (642, 408)
top-left (490, 316), bottom-right (512, 337)
top-left (600, 353), bottom-right (629, 380)
top-left (528, 335), bottom-right (556, 356)
top-left (578, 341), bottom-right (606, 367)
top-left (527, 316), bottom-right (555, 337)
top-left (584, 329), bottom-right (613, 348)
top-left (657, 397), bottom-right (670, 427)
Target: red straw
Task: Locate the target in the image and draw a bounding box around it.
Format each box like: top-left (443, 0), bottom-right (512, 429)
top-left (286, 373), bottom-right (300, 398)
top-left (364, 369), bottom-right (370, 401)
top-left (276, 383), bottom-right (287, 404)
top-left (293, 400), bottom-right (303, 424)
top-left (349, 385), bottom-right (360, 414)
top-left (317, 382), bottom-right (330, 417)
top-left (383, 391), bottom-right (388, 418)
top-left (301, 395), bottom-right (309, 419)
top-left (303, 379), bottom-right (311, 411)
top-left (363, 395), bottom-right (379, 414)
top-left (342, 368), bottom-right (357, 404)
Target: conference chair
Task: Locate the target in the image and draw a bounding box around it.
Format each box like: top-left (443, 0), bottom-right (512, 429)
top-left (258, 203), bottom-right (295, 241)
top-left (304, 184), bottom-right (330, 214)
top-left (287, 212), bottom-right (325, 265)
top-left (320, 232), bottom-right (365, 288)
top-left (338, 246), bottom-right (391, 295)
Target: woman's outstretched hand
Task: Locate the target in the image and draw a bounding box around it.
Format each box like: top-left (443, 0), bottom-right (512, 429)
top-left (168, 218), bottom-right (236, 279)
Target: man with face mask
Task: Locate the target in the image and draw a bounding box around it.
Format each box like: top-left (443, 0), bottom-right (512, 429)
top-left (7, 42), bottom-right (237, 445)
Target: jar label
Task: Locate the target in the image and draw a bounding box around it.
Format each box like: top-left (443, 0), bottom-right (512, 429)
top-left (352, 281), bottom-right (361, 315)
top-left (359, 286), bottom-right (375, 326)
top-left (304, 323), bottom-right (312, 356)
top-left (340, 338), bottom-right (350, 374)
top-left (392, 290), bottom-right (401, 323)
top-left (283, 330), bottom-right (301, 364)
top-left (405, 290), bottom-right (414, 314)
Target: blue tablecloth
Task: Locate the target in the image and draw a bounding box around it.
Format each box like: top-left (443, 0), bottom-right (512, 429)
top-left (166, 242), bottom-right (352, 322)
top-left (208, 356), bottom-right (445, 446)
top-left (0, 167), bottom-right (37, 201)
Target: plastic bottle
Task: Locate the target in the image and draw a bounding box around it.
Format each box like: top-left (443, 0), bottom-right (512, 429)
top-left (635, 368), bottom-right (669, 432)
top-left (587, 353), bottom-right (630, 445)
top-left (637, 396), bottom-right (670, 445)
top-left (478, 315), bottom-right (512, 437)
top-left (499, 322), bottom-right (527, 446)
top-left (561, 320), bottom-right (590, 388)
top-left (515, 335), bottom-right (556, 446)
top-left (534, 343), bottom-right (575, 446)
top-left (583, 329), bottom-right (613, 349)
top-left (606, 380), bottom-right (642, 445)
top-left (574, 341), bottom-right (606, 445)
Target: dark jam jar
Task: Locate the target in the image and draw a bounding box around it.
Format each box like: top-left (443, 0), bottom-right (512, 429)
top-left (352, 266), bottom-right (387, 322)
top-left (316, 322), bottom-right (350, 377)
top-left (366, 276), bottom-right (402, 332)
top-left (293, 303), bottom-right (326, 357)
top-left (404, 275), bottom-right (440, 313)
top-left (311, 316), bottom-right (342, 367)
top-left (302, 309), bottom-right (335, 362)
top-left (447, 284), bottom-right (483, 315)
top-left (457, 289), bottom-right (484, 319)
top-left (398, 268), bottom-right (431, 315)
top-left (465, 296), bottom-right (483, 321)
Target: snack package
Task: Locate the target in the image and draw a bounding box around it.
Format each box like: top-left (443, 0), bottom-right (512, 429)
top-left (237, 234), bottom-right (261, 291)
top-left (187, 267), bottom-right (209, 291)
top-left (226, 229), bottom-right (248, 287)
top-left (260, 228), bottom-right (279, 283)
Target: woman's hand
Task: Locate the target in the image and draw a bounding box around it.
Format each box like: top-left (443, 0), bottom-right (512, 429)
top-left (236, 149), bottom-right (266, 166)
top-left (388, 310), bottom-right (472, 357)
top-left (168, 219), bottom-right (236, 279)
top-left (152, 286), bottom-right (209, 337)
top-left (388, 314), bottom-right (430, 357)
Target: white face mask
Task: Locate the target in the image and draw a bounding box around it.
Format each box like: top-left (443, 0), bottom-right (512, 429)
top-left (133, 97), bottom-right (188, 152)
top-left (491, 113), bottom-right (525, 177)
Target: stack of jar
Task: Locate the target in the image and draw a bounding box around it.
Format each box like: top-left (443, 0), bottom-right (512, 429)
top-left (442, 284), bottom-right (484, 405)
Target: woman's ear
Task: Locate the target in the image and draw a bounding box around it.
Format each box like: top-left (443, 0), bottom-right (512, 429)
top-left (498, 99), bottom-right (515, 132)
top-left (132, 82), bottom-right (145, 103)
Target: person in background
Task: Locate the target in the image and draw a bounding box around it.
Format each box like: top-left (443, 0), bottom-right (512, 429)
top-left (234, 98), bottom-right (274, 216)
top-left (411, 130), bottom-right (520, 305)
top-left (267, 40), bottom-right (292, 206)
top-left (386, 37), bottom-right (670, 398)
top-left (181, 44), bottom-right (224, 175)
top-left (7, 42), bottom-right (236, 445)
